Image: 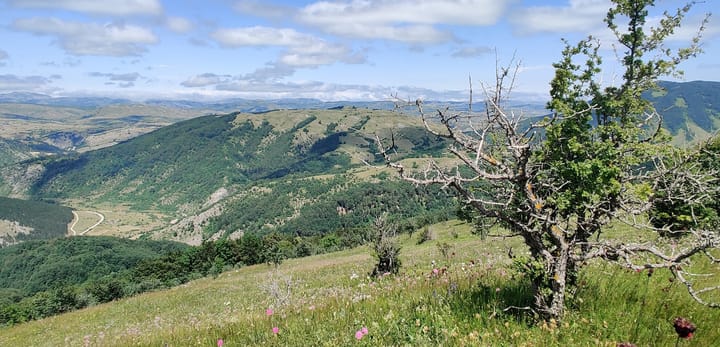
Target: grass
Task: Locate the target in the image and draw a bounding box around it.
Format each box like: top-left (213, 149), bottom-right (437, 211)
top-left (1, 220), bottom-right (718, 346)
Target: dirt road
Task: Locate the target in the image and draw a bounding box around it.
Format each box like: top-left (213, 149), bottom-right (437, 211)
top-left (70, 210), bottom-right (105, 235)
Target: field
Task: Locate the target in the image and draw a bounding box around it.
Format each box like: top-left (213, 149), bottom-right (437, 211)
top-left (1, 221), bottom-right (718, 346)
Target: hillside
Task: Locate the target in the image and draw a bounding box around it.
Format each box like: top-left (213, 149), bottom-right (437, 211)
top-left (3, 107), bottom-right (452, 244)
top-left (0, 102), bottom-right (210, 170)
top-left (0, 81), bottom-right (718, 244)
top-left (0, 197), bottom-right (73, 247)
top-left (647, 80), bottom-right (720, 144)
top-left (1, 221), bottom-right (718, 346)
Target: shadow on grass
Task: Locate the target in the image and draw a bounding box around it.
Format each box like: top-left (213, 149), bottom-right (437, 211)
top-left (445, 277), bottom-right (537, 325)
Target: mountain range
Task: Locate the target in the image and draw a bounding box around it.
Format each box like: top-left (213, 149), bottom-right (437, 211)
top-left (0, 80), bottom-right (718, 246)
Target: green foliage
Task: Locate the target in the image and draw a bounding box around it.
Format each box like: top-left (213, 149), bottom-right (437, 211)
top-left (0, 236), bottom-right (187, 298)
top-left (0, 197), bottom-right (73, 244)
top-left (0, 236), bottom-right (188, 326)
top-left (205, 176), bottom-right (454, 240)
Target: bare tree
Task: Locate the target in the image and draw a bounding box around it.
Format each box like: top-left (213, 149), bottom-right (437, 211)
top-left (377, 0), bottom-right (718, 320)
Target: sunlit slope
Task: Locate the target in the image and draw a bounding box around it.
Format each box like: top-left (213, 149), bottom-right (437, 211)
top-left (2, 221), bottom-right (718, 346)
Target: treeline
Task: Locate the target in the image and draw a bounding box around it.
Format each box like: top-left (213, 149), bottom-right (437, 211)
top-left (0, 208), bottom-right (451, 326)
top-left (0, 197), bottom-right (73, 244)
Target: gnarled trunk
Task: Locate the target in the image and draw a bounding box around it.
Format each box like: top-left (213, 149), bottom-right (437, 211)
top-left (531, 243), bottom-right (572, 321)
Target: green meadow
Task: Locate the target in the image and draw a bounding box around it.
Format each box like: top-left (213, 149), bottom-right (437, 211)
top-left (2, 220), bottom-right (717, 346)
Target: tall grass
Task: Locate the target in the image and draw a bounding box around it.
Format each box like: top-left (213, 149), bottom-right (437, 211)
top-left (1, 221), bottom-right (718, 346)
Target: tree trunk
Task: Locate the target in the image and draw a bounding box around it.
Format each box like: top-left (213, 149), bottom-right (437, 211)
top-left (532, 243), bottom-right (571, 321)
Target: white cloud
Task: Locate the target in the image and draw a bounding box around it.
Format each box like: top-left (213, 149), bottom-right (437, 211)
top-left (298, 0), bottom-right (509, 43)
top-left (9, 0), bottom-right (163, 16)
top-left (208, 79), bottom-right (470, 101)
top-left (12, 17), bottom-right (158, 56)
top-left (211, 26), bottom-right (365, 70)
top-left (89, 72), bottom-right (142, 82)
top-left (212, 26), bottom-right (311, 47)
top-left (166, 16), bottom-right (193, 33)
top-left (89, 71), bottom-right (145, 88)
top-left (181, 73), bottom-right (232, 87)
top-left (0, 74), bottom-right (53, 91)
top-left (510, 0), bottom-right (611, 35)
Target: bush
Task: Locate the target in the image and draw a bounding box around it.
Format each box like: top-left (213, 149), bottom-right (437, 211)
top-left (371, 216), bottom-right (402, 277)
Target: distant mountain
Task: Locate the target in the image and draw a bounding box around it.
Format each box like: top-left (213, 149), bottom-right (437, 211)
top-left (0, 92), bottom-right (132, 108)
top-left (0, 91), bottom-right (548, 114)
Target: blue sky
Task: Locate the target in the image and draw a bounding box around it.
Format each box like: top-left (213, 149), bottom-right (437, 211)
top-left (0, 0), bottom-right (718, 101)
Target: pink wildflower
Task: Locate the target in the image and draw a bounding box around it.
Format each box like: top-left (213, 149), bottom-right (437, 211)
top-left (272, 326), bottom-right (279, 335)
top-left (217, 339), bottom-right (224, 347)
top-left (266, 308), bottom-right (274, 316)
top-left (355, 330), bottom-right (364, 340)
top-left (361, 326), bottom-right (369, 335)
top-left (432, 268), bottom-right (439, 275)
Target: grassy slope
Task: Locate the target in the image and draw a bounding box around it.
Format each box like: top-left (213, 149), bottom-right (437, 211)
top-left (2, 221), bottom-right (718, 346)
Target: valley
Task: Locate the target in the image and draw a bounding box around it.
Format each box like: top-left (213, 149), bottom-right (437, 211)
top-left (1, 81), bottom-right (719, 245)
top-left (0, 80), bottom-right (718, 345)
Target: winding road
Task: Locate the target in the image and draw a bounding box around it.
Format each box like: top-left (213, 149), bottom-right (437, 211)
top-left (70, 210), bottom-right (105, 235)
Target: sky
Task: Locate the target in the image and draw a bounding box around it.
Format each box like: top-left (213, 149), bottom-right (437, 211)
top-left (0, 0), bottom-right (718, 101)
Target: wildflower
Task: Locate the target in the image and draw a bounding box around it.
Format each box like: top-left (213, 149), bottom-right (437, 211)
top-left (616, 343), bottom-right (636, 347)
top-left (350, 273), bottom-right (359, 280)
top-left (272, 326), bottom-right (280, 335)
top-left (308, 305), bottom-right (316, 311)
top-left (673, 317), bottom-right (696, 339)
top-left (266, 308), bottom-right (274, 316)
top-left (217, 339), bottom-right (224, 347)
top-left (361, 326), bottom-right (368, 335)
top-left (355, 330), bottom-right (364, 340)
top-left (432, 268), bottom-right (439, 275)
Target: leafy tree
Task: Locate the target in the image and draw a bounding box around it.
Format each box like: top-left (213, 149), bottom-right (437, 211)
top-left (380, 0), bottom-right (718, 320)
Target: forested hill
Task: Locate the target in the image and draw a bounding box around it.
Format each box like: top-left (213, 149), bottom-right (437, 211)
top-left (0, 197), bottom-right (72, 247)
top-left (647, 80), bottom-right (720, 143)
top-left (23, 108), bottom-right (444, 211)
top-left (0, 108), bottom-right (453, 243)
